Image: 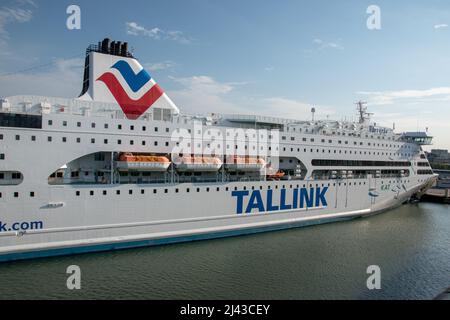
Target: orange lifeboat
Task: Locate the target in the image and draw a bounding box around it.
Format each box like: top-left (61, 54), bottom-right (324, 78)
top-left (174, 155), bottom-right (223, 172)
top-left (225, 156), bottom-right (266, 171)
top-left (116, 153), bottom-right (171, 172)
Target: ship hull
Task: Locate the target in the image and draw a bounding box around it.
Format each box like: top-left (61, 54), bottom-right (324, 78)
top-left (0, 178), bottom-right (433, 262)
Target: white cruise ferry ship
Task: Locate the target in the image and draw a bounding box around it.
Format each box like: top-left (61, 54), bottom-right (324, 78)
top-left (0, 39), bottom-right (437, 262)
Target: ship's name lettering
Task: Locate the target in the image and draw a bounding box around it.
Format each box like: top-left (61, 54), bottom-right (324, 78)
top-left (232, 187), bottom-right (328, 215)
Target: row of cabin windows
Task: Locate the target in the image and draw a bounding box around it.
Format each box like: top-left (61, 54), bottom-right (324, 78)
top-left (0, 177), bottom-right (432, 199)
top-left (0, 192), bottom-right (35, 198)
top-left (4, 134), bottom-right (171, 147)
top-left (47, 119), bottom-right (171, 133)
top-left (0, 131), bottom-right (413, 152)
top-left (281, 136), bottom-right (405, 148)
top-left (282, 147), bottom-right (413, 158)
top-left (417, 162), bottom-right (431, 167)
top-left (0, 172), bottom-right (22, 179)
top-left (43, 120), bottom-right (404, 147)
top-left (282, 136), bottom-right (412, 149)
top-left (45, 119), bottom-right (399, 143)
top-left (417, 170), bottom-right (434, 175)
top-left (286, 127), bottom-right (395, 139)
top-left (312, 159), bottom-right (411, 167)
top-left (75, 181), bottom-right (370, 197)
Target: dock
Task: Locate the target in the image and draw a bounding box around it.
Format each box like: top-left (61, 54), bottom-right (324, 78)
top-left (421, 188), bottom-right (450, 204)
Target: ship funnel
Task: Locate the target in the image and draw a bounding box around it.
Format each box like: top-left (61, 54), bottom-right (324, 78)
top-left (78, 38), bottom-right (180, 119)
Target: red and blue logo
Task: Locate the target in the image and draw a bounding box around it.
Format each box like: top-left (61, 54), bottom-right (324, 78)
top-left (97, 60), bottom-right (164, 119)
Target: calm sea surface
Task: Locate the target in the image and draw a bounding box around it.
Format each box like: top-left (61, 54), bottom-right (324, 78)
top-left (0, 202), bottom-right (449, 300)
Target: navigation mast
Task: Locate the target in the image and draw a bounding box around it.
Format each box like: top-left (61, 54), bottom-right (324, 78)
top-left (355, 101), bottom-right (373, 124)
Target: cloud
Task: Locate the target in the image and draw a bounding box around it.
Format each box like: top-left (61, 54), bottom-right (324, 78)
top-left (126, 22), bottom-right (192, 44)
top-left (0, 57), bottom-right (84, 98)
top-left (264, 66), bottom-right (275, 72)
top-left (14, 0), bottom-right (37, 8)
top-left (0, 0), bottom-right (35, 55)
top-left (434, 24), bottom-right (448, 29)
top-left (165, 30), bottom-right (192, 44)
top-left (313, 38), bottom-right (344, 50)
top-left (167, 75), bottom-right (241, 115)
top-left (167, 75), bottom-right (336, 120)
top-left (357, 87), bottom-right (450, 105)
top-left (144, 60), bottom-right (176, 71)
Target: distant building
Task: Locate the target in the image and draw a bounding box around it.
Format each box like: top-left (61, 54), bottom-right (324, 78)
top-left (426, 149), bottom-right (450, 166)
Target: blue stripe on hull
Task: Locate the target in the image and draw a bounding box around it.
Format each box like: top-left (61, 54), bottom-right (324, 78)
top-left (0, 215), bottom-right (355, 263)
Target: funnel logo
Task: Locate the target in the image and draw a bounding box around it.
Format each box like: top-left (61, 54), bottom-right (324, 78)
top-left (97, 61), bottom-right (164, 120)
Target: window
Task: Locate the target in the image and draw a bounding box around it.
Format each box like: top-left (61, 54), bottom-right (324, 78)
top-left (142, 126), bottom-right (146, 131)
top-left (0, 154), bottom-right (4, 160)
top-left (15, 135), bottom-right (20, 141)
top-left (0, 134), bottom-right (3, 140)
top-left (154, 127), bottom-right (159, 132)
top-left (77, 122), bottom-right (81, 127)
top-left (0, 113), bottom-right (42, 129)
top-left (31, 136), bottom-right (36, 141)
top-left (14, 192), bottom-right (19, 198)
top-left (12, 172), bottom-right (21, 179)
top-left (30, 192), bottom-right (35, 197)
top-left (76, 137), bottom-right (81, 143)
top-left (130, 125), bottom-right (134, 131)
top-left (91, 138), bottom-right (95, 144)
top-left (118, 124), bottom-right (122, 130)
top-left (104, 124), bottom-right (109, 129)
top-left (94, 153), bottom-right (105, 161)
top-left (90, 191), bottom-right (94, 196)
top-left (311, 159), bottom-right (411, 167)
top-left (118, 139), bottom-right (122, 145)
top-left (48, 120), bottom-right (53, 126)
top-left (63, 121), bottom-right (67, 127)
top-left (91, 123), bottom-right (96, 128)
top-left (76, 191), bottom-right (80, 196)
top-left (62, 137), bottom-right (67, 142)
top-left (130, 140), bottom-right (134, 145)
top-left (104, 139), bottom-right (108, 144)
top-left (47, 136), bottom-right (52, 142)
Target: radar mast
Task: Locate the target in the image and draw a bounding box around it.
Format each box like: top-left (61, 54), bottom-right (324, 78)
top-left (355, 101), bottom-right (373, 124)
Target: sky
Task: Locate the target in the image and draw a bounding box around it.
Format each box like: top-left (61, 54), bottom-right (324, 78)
top-left (0, 0), bottom-right (450, 150)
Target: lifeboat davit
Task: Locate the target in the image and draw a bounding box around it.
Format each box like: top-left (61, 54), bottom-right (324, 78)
top-left (116, 153), bottom-right (171, 172)
top-left (174, 155), bottom-right (223, 172)
top-left (225, 156), bottom-right (266, 172)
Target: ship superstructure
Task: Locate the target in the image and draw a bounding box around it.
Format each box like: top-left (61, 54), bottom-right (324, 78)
top-left (0, 39), bottom-right (437, 262)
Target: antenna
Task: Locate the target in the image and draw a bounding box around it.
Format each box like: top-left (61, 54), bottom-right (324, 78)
top-left (311, 107), bottom-right (316, 122)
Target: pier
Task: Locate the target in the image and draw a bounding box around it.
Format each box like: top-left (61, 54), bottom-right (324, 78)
top-left (421, 188), bottom-right (450, 204)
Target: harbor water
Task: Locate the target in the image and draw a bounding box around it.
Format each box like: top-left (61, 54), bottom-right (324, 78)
top-left (0, 202), bottom-right (449, 300)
